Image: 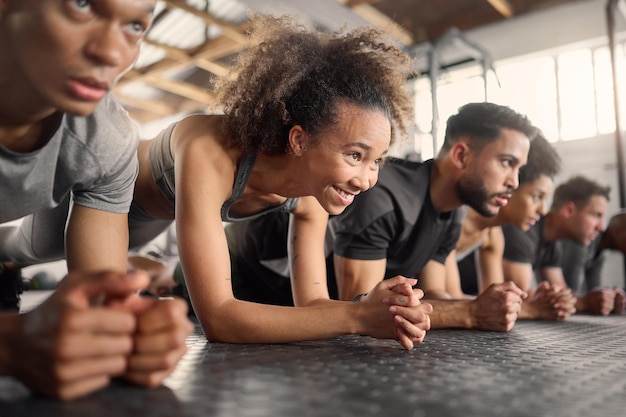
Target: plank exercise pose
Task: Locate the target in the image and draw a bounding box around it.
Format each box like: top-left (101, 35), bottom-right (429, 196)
top-left (129, 15), bottom-right (432, 349)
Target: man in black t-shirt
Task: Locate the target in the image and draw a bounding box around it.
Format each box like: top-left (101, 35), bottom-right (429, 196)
top-left (332, 102), bottom-right (536, 331)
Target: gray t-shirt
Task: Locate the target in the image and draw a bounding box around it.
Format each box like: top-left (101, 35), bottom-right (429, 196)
top-left (0, 94), bottom-right (139, 223)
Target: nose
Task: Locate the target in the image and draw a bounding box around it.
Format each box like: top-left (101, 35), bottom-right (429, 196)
top-left (537, 200), bottom-right (548, 216)
top-left (509, 169), bottom-right (520, 191)
top-left (85, 24), bottom-right (126, 67)
top-left (353, 166), bottom-right (379, 192)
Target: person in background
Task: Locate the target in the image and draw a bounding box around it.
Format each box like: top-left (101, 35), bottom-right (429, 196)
top-left (560, 210), bottom-right (626, 315)
top-left (502, 175), bottom-right (618, 315)
top-left (447, 134), bottom-right (576, 321)
top-left (0, 0), bottom-right (193, 400)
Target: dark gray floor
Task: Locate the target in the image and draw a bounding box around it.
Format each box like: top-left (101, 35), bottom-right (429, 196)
top-left (2, 309), bottom-right (626, 417)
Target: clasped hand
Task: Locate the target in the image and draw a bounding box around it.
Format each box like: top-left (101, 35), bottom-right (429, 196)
top-left (359, 276), bottom-right (432, 350)
top-left (11, 270), bottom-right (194, 400)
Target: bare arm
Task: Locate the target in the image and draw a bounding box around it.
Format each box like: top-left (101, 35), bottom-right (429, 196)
top-left (502, 258), bottom-right (533, 291)
top-left (287, 197), bottom-right (332, 306)
top-left (173, 120), bottom-right (426, 347)
top-left (334, 254), bottom-right (387, 301)
top-left (476, 227), bottom-right (505, 293)
top-left (443, 251), bottom-right (469, 300)
top-left (65, 185), bottom-right (192, 390)
top-left (419, 257), bottom-right (454, 300)
top-left (65, 205), bottom-right (129, 273)
top-left (425, 257), bottom-right (525, 331)
top-left (539, 266), bottom-right (567, 289)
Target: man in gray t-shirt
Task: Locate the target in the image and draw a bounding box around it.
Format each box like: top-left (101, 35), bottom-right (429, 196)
top-left (0, 0), bottom-right (192, 401)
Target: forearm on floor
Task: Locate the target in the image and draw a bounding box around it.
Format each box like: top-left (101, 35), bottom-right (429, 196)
top-left (426, 299), bottom-right (473, 329)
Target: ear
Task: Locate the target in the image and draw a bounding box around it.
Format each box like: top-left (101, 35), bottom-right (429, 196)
top-left (449, 141), bottom-right (471, 170)
top-left (560, 201), bottom-right (577, 219)
top-left (287, 125), bottom-right (307, 157)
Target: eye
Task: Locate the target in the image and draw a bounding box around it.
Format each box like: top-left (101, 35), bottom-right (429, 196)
top-left (347, 152), bottom-right (362, 161)
top-left (69, 0), bottom-right (91, 13)
top-left (502, 159), bottom-right (513, 167)
top-left (126, 21), bottom-right (149, 38)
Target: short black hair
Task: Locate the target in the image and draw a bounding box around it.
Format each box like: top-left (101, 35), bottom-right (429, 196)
top-left (551, 175), bottom-right (611, 211)
top-left (441, 102), bottom-right (537, 154)
top-left (519, 133), bottom-right (561, 185)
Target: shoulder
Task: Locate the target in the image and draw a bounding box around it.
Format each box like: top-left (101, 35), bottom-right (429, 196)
top-left (483, 226), bottom-right (504, 252)
top-left (172, 114), bottom-right (231, 162)
top-left (64, 94), bottom-right (137, 139)
top-left (373, 158), bottom-right (432, 221)
top-left (62, 94), bottom-right (139, 154)
top-left (378, 158), bottom-right (427, 188)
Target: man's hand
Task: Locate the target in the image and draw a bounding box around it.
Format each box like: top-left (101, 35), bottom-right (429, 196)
top-left (8, 270), bottom-right (150, 400)
top-left (579, 287), bottom-right (626, 315)
top-left (522, 281), bottom-right (576, 321)
top-left (613, 287), bottom-right (625, 314)
top-left (120, 296), bottom-right (194, 387)
top-left (468, 281), bottom-right (526, 331)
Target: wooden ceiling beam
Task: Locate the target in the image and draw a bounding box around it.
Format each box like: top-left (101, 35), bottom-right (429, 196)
top-left (142, 38), bottom-right (231, 77)
top-left (486, 0), bottom-right (514, 18)
top-left (337, 0), bottom-right (413, 45)
top-left (143, 74), bottom-right (216, 105)
top-left (165, 0), bottom-right (248, 44)
top-left (117, 36), bottom-right (244, 89)
top-left (114, 93), bottom-right (175, 116)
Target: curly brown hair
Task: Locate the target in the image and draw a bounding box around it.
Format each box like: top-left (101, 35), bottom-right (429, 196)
top-left (213, 14), bottom-right (415, 155)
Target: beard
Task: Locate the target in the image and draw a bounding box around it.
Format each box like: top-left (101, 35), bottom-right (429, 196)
top-left (456, 175), bottom-right (502, 218)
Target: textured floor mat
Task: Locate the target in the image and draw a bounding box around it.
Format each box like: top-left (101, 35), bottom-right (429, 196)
top-left (2, 314), bottom-right (625, 417)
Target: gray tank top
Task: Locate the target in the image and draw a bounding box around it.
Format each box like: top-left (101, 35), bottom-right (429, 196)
top-left (455, 238), bottom-right (484, 262)
top-left (149, 122), bottom-right (298, 222)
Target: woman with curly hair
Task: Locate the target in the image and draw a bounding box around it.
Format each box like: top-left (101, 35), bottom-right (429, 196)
top-left (130, 14), bottom-right (432, 348)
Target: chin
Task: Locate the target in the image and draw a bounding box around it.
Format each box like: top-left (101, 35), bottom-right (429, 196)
top-left (63, 102), bottom-right (100, 117)
top-left (328, 206), bottom-right (348, 216)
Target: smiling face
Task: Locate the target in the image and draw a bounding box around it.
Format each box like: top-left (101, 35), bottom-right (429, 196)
top-left (293, 100), bottom-right (391, 216)
top-left (1, 0), bottom-right (155, 116)
top-left (456, 128), bottom-right (530, 217)
top-left (499, 174), bottom-right (553, 231)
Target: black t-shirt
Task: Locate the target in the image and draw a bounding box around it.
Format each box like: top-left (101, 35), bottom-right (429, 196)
top-left (502, 217), bottom-right (562, 272)
top-left (560, 235), bottom-right (604, 293)
top-left (330, 158), bottom-right (465, 279)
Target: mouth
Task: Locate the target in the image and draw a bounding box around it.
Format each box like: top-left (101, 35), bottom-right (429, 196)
top-left (67, 77), bottom-right (110, 101)
top-left (494, 193), bottom-right (512, 207)
top-left (333, 186), bottom-right (357, 205)
top-left (588, 233), bottom-right (599, 244)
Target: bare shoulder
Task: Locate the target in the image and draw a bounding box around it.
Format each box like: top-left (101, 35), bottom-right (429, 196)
top-left (172, 115), bottom-right (227, 156)
top-left (171, 115), bottom-right (240, 202)
top-left (291, 196), bottom-right (327, 218)
top-left (483, 226), bottom-right (504, 251)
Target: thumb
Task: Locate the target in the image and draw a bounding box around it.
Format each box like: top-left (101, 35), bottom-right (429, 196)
top-left (63, 270), bottom-right (150, 308)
